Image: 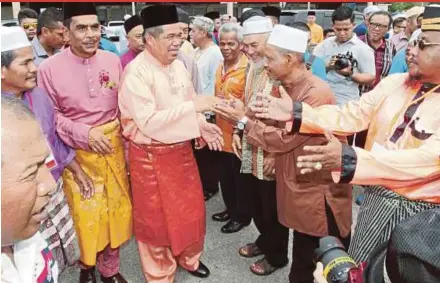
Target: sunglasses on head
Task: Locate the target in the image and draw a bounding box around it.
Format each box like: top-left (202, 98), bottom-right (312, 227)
top-left (411, 39), bottom-right (440, 50)
top-left (23, 23), bottom-right (37, 30)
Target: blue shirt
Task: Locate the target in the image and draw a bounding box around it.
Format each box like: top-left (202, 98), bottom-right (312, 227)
top-left (354, 23), bottom-right (367, 37)
top-left (389, 47), bottom-right (408, 75)
top-left (99, 38), bottom-right (119, 55)
top-left (305, 52), bottom-right (327, 81)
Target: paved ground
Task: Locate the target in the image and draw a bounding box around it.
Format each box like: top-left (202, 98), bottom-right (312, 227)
top-left (60, 188), bottom-right (362, 283)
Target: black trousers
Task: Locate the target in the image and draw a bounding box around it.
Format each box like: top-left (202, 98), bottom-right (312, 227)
top-left (242, 174), bottom-right (289, 267)
top-left (217, 152), bottom-right (252, 224)
top-left (194, 147), bottom-right (220, 194)
top-left (289, 201), bottom-right (351, 283)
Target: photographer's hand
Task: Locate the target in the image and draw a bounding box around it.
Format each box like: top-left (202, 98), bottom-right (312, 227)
top-left (336, 62), bottom-right (353, 77)
top-left (326, 56), bottom-right (337, 71)
top-left (313, 262), bottom-right (329, 283)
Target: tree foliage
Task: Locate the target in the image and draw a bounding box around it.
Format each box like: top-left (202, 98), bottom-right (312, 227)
top-left (388, 2), bottom-right (421, 13)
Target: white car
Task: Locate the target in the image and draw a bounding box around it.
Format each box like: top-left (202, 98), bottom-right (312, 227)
top-left (105, 21), bottom-right (124, 39)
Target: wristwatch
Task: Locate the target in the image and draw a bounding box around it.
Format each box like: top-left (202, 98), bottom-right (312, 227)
top-left (236, 116), bottom-right (249, 131)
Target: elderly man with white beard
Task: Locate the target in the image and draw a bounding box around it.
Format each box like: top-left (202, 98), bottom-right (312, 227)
top-left (215, 24), bottom-right (352, 283)
top-left (216, 17), bottom-right (290, 276)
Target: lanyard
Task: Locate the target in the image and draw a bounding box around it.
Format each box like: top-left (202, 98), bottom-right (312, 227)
top-left (386, 84), bottom-right (440, 138)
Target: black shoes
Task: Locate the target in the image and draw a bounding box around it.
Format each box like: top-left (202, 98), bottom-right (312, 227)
top-left (100, 273), bottom-right (128, 283)
top-left (221, 220), bottom-right (249, 234)
top-left (79, 267), bottom-right (96, 283)
top-left (212, 211), bottom-right (230, 222)
top-left (188, 261), bottom-right (210, 278)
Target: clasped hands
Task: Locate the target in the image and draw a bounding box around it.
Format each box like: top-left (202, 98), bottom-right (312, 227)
top-left (212, 86), bottom-right (343, 174)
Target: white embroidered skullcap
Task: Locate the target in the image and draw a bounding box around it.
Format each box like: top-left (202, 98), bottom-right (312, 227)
top-left (363, 5), bottom-right (381, 17)
top-left (243, 16), bottom-right (273, 35)
top-left (124, 14), bottom-right (131, 21)
top-left (0, 26), bottom-right (31, 52)
top-left (267, 24), bottom-right (308, 53)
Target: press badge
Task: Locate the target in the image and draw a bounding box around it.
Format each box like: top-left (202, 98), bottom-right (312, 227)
top-left (44, 142), bottom-right (58, 171)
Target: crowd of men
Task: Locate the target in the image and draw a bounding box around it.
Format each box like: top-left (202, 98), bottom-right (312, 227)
top-left (1, 2), bottom-right (439, 283)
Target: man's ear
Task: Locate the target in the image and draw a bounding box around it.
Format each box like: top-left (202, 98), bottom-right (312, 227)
top-left (1, 66), bottom-right (7, 80)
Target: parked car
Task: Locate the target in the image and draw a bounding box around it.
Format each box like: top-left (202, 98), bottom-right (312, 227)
top-left (105, 20), bottom-right (124, 40)
top-left (280, 9), bottom-right (364, 30)
top-left (2, 19), bottom-right (19, 27)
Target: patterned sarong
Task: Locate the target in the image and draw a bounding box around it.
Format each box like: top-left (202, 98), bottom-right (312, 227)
top-left (40, 177), bottom-right (80, 273)
top-left (62, 119), bottom-right (132, 266)
top-left (348, 185), bottom-right (440, 263)
top-left (129, 141), bottom-right (206, 256)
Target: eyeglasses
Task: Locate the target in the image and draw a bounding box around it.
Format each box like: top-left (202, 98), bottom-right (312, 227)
top-left (411, 39), bottom-right (440, 50)
top-left (369, 22), bottom-right (388, 30)
top-left (23, 23), bottom-right (37, 30)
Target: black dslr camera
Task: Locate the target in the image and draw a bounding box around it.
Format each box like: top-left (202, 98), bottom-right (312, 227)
top-left (315, 236), bottom-right (359, 283)
top-left (334, 51), bottom-right (358, 72)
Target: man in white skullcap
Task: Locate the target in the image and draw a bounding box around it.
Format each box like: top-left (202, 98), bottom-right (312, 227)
top-left (215, 24), bottom-right (352, 282)
top-left (1, 26), bottom-right (60, 283)
top-left (215, 17), bottom-right (289, 276)
top-left (354, 5), bottom-right (382, 36)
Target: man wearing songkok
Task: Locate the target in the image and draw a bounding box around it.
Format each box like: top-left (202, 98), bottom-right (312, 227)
top-left (32, 7), bottom-right (65, 67)
top-left (216, 17), bottom-right (290, 276)
top-left (38, 3), bottom-right (132, 283)
top-left (306, 11), bottom-right (324, 47)
top-left (177, 7), bottom-right (195, 57)
top-left (1, 95), bottom-right (59, 282)
top-left (262, 6), bottom-right (281, 26)
top-left (119, 4), bottom-right (224, 282)
top-left (215, 24), bottom-right (352, 282)
top-left (250, 5), bottom-right (440, 265)
top-left (210, 23), bottom-right (251, 233)
top-left (120, 15), bottom-right (144, 70)
top-left (204, 11), bottom-right (221, 44)
top-left (1, 26), bottom-right (89, 274)
top-left (18, 8), bottom-right (38, 41)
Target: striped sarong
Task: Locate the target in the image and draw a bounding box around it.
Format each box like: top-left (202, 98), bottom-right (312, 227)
top-left (39, 177), bottom-right (80, 273)
top-left (348, 185), bottom-right (440, 263)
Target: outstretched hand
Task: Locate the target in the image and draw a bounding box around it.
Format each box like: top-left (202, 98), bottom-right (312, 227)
top-left (200, 122), bottom-right (224, 151)
top-left (249, 85), bottom-right (294, 122)
top-left (296, 131), bottom-right (343, 175)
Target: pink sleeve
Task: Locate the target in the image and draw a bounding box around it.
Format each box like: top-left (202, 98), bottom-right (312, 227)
top-left (37, 66), bottom-right (92, 150)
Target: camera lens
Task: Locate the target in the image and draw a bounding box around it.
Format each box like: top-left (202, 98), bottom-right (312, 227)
top-left (315, 236), bottom-right (357, 283)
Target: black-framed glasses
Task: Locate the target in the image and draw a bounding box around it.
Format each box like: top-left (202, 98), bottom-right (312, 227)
top-left (369, 22), bottom-right (388, 30)
top-left (411, 39), bottom-right (440, 50)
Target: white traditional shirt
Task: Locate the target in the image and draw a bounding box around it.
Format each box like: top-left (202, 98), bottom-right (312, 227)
top-left (1, 232), bottom-right (59, 283)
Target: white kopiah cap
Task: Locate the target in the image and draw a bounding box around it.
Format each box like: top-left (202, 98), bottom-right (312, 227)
top-left (267, 24), bottom-right (308, 53)
top-left (0, 26), bottom-right (31, 52)
top-left (243, 16), bottom-right (273, 35)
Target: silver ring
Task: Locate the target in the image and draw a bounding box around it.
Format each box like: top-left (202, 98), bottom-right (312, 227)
top-left (314, 162), bottom-right (322, 170)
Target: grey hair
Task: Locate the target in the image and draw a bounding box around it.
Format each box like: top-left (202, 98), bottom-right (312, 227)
top-left (142, 26), bottom-right (164, 43)
top-left (192, 16), bottom-right (214, 38)
top-left (1, 50), bottom-right (16, 68)
top-left (219, 23), bottom-right (243, 42)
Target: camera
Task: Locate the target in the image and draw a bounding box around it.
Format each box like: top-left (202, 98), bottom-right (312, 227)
top-left (314, 236), bottom-right (357, 283)
top-left (334, 52), bottom-right (358, 72)
top-left (205, 112), bottom-right (216, 124)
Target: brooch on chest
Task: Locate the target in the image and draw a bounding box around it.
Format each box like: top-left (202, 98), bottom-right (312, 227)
top-left (99, 70), bottom-right (117, 90)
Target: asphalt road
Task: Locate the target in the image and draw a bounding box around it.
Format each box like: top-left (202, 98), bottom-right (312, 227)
top-left (60, 187), bottom-right (362, 283)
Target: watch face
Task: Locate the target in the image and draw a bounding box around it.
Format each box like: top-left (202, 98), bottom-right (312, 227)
top-left (237, 122), bottom-right (245, 130)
